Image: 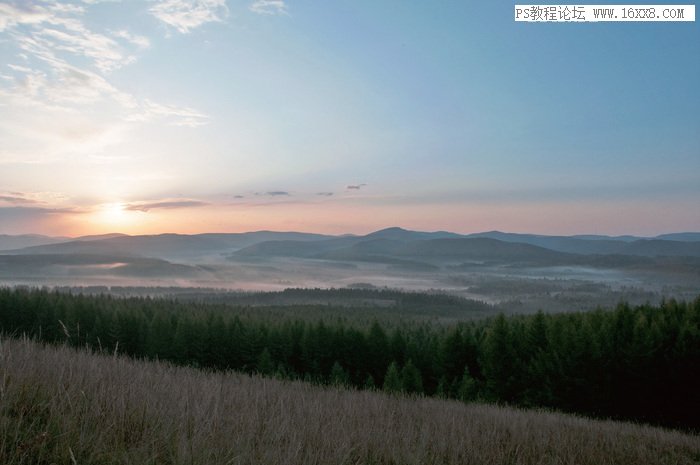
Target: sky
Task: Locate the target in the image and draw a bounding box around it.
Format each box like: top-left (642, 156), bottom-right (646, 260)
top-left (0, 0), bottom-right (698, 237)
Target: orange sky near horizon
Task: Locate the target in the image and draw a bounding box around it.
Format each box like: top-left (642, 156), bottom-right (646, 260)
top-left (11, 196), bottom-right (695, 238)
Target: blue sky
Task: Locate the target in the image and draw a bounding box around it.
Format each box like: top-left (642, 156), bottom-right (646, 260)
top-left (0, 1), bottom-right (698, 236)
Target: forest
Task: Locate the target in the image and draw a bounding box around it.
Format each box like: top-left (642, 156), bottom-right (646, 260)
top-left (0, 287), bottom-right (698, 430)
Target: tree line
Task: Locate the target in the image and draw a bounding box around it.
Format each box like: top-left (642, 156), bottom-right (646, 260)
top-left (0, 287), bottom-right (697, 430)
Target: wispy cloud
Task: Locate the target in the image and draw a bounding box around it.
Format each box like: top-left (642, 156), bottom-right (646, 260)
top-left (0, 205), bottom-right (82, 221)
top-left (4, 60), bottom-right (122, 106)
top-left (316, 192), bottom-right (334, 197)
top-left (249, 0), bottom-right (288, 15)
top-left (4, 2), bottom-right (136, 74)
top-left (0, 3), bottom-right (52, 32)
top-left (0, 191), bottom-right (71, 206)
top-left (0, 3), bottom-right (201, 107)
top-left (125, 99), bottom-right (209, 127)
top-left (0, 0), bottom-right (210, 162)
top-left (346, 184), bottom-right (367, 190)
top-left (255, 191), bottom-right (290, 197)
top-left (124, 199), bottom-right (209, 212)
top-left (110, 30), bottom-right (151, 50)
top-left (150, 0), bottom-right (229, 33)
top-left (0, 194), bottom-right (38, 205)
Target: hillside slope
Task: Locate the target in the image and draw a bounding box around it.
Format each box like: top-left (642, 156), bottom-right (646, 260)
top-left (1, 338), bottom-right (698, 465)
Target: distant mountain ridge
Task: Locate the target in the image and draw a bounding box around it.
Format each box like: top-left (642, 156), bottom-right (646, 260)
top-left (655, 232), bottom-right (700, 242)
top-left (1, 228), bottom-right (699, 270)
top-left (1, 231), bottom-right (332, 261)
top-left (0, 234), bottom-right (69, 251)
top-left (364, 227), bottom-right (464, 241)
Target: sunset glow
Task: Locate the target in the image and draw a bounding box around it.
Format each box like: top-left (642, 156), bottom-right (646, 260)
top-left (94, 203), bottom-right (132, 228)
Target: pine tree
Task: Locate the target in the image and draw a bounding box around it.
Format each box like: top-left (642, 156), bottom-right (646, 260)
top-left (400, 359), bottom-right (423, 395)
top-left (363, 374), bottom-right (376, 390)
top-left (527, 311), bottom-right (549, 355)
top-left (367, 321), bottom-right (390, 384)
top-left (457, 366), bottom-right (477, 402)
top-left (435, 376), bottom-right (448, 398)
top-left (383, 361), bottom-right (402, 394)
top-left (146, 312), bottom-right (174, 360)
top-left (256, 348), bottom-right (275, 375)
top-left (330, 361), bottom-right (350, 387)
top-left (440, 326), bottom-right (465, 383)
top-left (482, 314), bottom-right (516, 402)
top-left (389, 328), bottom-right (406, 366)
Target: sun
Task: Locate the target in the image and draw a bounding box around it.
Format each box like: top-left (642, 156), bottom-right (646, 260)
top-left (96, 203), bottom-right (134, 230)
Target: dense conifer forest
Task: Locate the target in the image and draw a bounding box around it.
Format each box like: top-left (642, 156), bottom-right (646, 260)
top-left (0, 287), bottom-right (698, 430)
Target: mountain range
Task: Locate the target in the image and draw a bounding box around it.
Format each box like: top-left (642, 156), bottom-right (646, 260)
top-left (1, 227), bottom-right (699, 282)
top-left (2, 227), bottom-right (700, 260)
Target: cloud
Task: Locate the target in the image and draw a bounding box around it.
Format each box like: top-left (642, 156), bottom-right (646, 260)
top-left (3, 2), bottom-right (137, 74)
top-left (125, 99), bottom-right (209, 127)
top-left (35, 20), bottom-right (129, 74)
top-left (150, 0), bottom-right (229, 33)
top-left (346, 184), bottom-right (367, 190)
top-left (6, 61), bottom-right (122, 106)
top-left (111, 30), bottom-right (150, 50)
top-left (254, 191), bottom-right (290, 197)
top-left (0, 3), bottom-right (52, 32)
top-left (249, 0), bottom-right (288, 15)
top-left (316, 192), bottom-right (334, 197)
top-left (0, 191), bottom-right (71, 206)
top-left (0, 194), bottom-right (37, 205)
top-left (0, 205), bottom-right (80, 219)
top-left (124, 199), bottom-right (209, 212)
top-left (0, 0), bottom-right (209, 137)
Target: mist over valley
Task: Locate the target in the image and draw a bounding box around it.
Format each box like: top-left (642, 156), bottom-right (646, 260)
top-left (2, 226), bottom-right (698, 313)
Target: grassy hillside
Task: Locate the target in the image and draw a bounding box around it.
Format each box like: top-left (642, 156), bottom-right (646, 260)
top-left (1, 288), bottom-right (698, 429)
top-left (1, 337), bottom-right (699, 465)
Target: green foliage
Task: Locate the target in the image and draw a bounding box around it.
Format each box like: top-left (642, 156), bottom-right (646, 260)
top-left (457, 367), bottom-right (477, 402)
top-left (383, 362), bottom-right (402, 394)
top-left (400, 359), bottom-right (423, 395)
top-left (257, 348), bottom-right (275, 375)
top-left (482, 314), bottom-right (517, 402)
top-left (330, 361), bottom-right (350, 387)
top-left (0, 287), bottom-right (698, 429)
top-left (363, 374), bottom-right (376, 390)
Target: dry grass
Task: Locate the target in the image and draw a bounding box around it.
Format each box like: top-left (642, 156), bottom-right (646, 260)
top-left (1, 337), bottom-right (698, 465)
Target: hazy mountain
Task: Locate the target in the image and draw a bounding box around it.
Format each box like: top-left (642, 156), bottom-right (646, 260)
top-left (233, 237), bottom-right (358, 258)
top-left (318, 239), bottom-right (432, 267)
top-left (0, 254), bottom-right (203, 278)
top-left (364, 227), bottom-right (464, 242)
top-left (619, 239), bottom-right (700, 257)
top-left (655, 232), bottom-right (700, 242)
top-left (2, 228), bottom-right (698, 311)
top-left (3, 231), bottom-right (333, 261)
top-left (290, 235), bottom-right (591, 265)
top-left (465, 231), bottom-right (630, 254)
top-left (74, 233), bottom-right (130, 241)
top-left (464, 231), bottom-right (700, 257)
top-left (0, 234), bottom-right (68, 251)
top-left (226, 229), bottom-right (700, 274)
top-left (397, 238), bottom-right (574, 264)
top-left (571, 234), bottom-right (641, 242)
top-left (338, 238), bottom-right (407, 255)
top-left (3, 228), bottom-right (700, 282)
